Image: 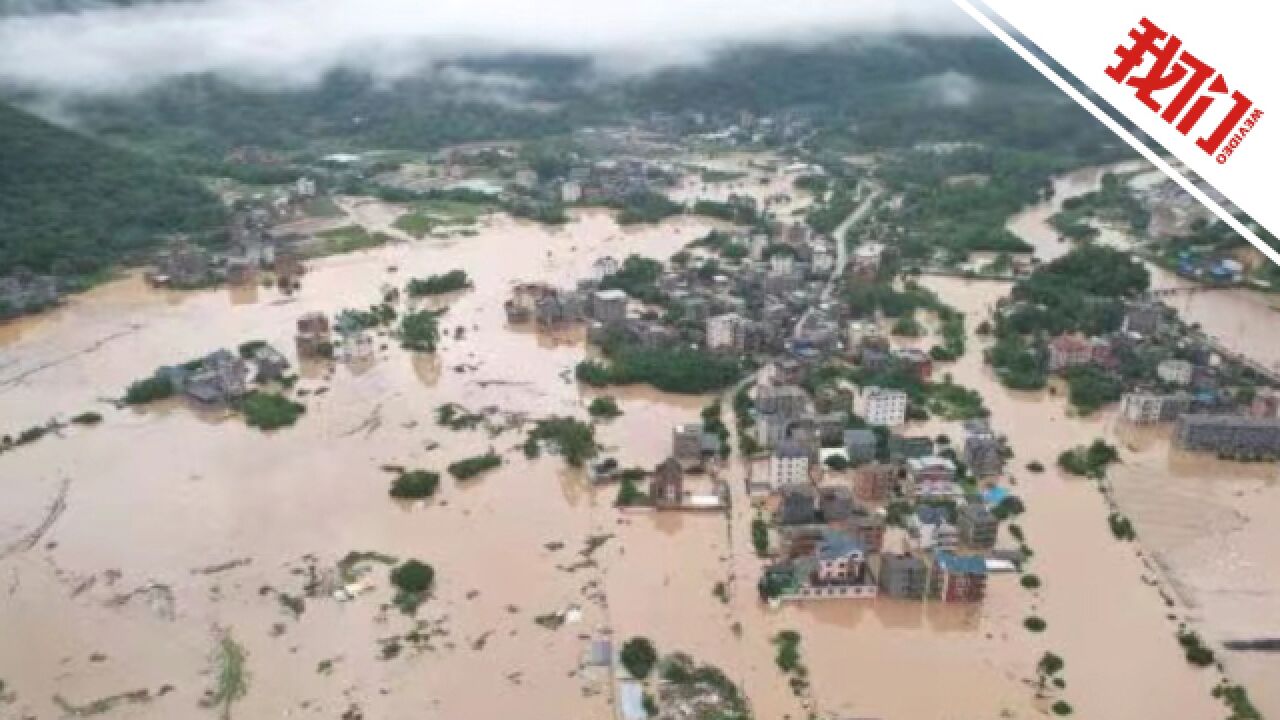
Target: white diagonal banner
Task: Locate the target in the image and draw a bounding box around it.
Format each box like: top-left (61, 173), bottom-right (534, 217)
top-left (953, 0), bottom-right (1279, 266)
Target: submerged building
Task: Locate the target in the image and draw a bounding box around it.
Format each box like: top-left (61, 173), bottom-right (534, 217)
top-left (1174, 415), bottom-right (1280, 457)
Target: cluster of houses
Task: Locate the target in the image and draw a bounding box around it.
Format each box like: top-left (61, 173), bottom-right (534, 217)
top-left (589, 422), bottom-right (729, 511)
top-left (504, 282), bottom-right (589, 328)
top-left (1039, 300), bottom-right (1280, 458)
top-left (758, 440), bottom-right (1008, 605)
top-left (636, 108), bottom-right (815, 148)
top-left (596, 221), bottom-right (876, 360)
top-left (294, 310), bottom-right (377, 363)
top-left (741, 361), bottom-right (1013, 605)
top-left (451, 150), bottom-right (680, 220)
top-left (148, 175), bottom-right (319, 291)
top-left (502, 276), bottom-right (680, 350)
top-left (147, 219), bottom-right (306, 291)
top-left (154, 343), bottom-right (289, 405)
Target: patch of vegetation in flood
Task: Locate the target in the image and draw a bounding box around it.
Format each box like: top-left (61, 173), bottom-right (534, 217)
top-left (70, 411), bottom-right (103, 425)
top-left (610, 191), bottom-right (684, 225)
top-left (337, 551), bottom-right (397, 584)
top-left (414, 196), bottom-right (494, 225)
top-left (614, 471), bottom-right (649, 507)
top-left (1108, 512), bottom-right (1136, 541)
top-left (407, 269), bottom-right (472, 297)
top-left (436, 402), bottom-right (485, 430)
top-left (657, 652), bottom-right (751, 720)
top-left (524, 417), bottom-right (597, 467)
top-left (338, 303), bottom-right (397, 331)
top-left (123, 374), bottom-right (175, 405)
top-left (576, 342), bottom-right (743, 394)
top-left (53, 685), bottom-right (173, 717)
top-left (200, 633), bottom-right (247, 720)
top-left (751, 515), bottom-right (769, 557)
top-left (389, 559), bottom-right (435, 615)
top-left (389, 469), bottom-right (440, 500)
top-left (586, 395), bottom-right (622, 419)
top-left (399, 308), bottom-right (444, 352)
top-left (620, 637), bottom-right (657, 679)
top-left (530, 611), bottom-right (561, 630)
top-left (1057, 439), bottom-right (1119, 478)
top-left (1176, 628), bottom-right (1216, 667)
top-left (772, 630), bottom-right (809, 695)
top-left (239, 391), bottom-right (305, 430)
top-left (1062, 365), bottom-right (1123, 415)
top-left (1212, 682), bottom-right (1261, 720)
top-left (0, 418), bottom-right (64, 454)
top-left (309, 225), bottom-right (391, 258)
top-left (392, 212), bottom-right (434, 238)
top-left (275, 590), bottom-right (305, 619)
top-left (447, 450), bottom-right (502, 480)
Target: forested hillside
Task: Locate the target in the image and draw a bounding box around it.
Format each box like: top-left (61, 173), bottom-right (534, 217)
top-left (0, 101), bottom-right (226, 279)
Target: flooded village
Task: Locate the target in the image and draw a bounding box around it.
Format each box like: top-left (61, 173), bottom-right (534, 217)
top-left (2, 120), bottom-right (1279, 720)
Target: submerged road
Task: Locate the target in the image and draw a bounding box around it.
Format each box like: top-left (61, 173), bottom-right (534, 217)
top-left (794, 184), bottom-right (881, 337)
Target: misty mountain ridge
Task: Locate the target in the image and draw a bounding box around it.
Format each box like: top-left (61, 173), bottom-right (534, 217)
top-left (9, 34), bottom-right (1091, 160)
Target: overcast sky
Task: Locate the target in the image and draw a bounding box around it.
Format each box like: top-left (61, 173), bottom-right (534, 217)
top-left (0, 0), bottom-right (979, 94)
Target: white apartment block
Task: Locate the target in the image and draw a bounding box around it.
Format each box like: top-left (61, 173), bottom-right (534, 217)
top-left (1122, 393), bottom-right (1165, 424)
top-left (1120, 391), bottom-right (1190, 425)
top-left (1157, 359), bottom-right (1194, 386)
top-left (707, 313), bottom-right (745, 351)
top-left (560, 181), bottom-right (582, 204)
top-left (769, 442), bottom-right (811, 488)
top-left (858, 386), bottom-right (907, 427)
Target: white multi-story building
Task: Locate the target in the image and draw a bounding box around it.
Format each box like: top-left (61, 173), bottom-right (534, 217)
top-left (852, 242), bottom-right (884, 274)
top-left (857, 386), bottom-right (907, 427)
top-left (1121, 392), bottom-right (1163, 424)
top-left (707, 313), bottom-right (746, 351)
top-left (513, 169), bottom-right (538, 189)
top-left (1120, 391), bottom-right (1191, 424)
top-left (560, 181), bottom-right (582, 204)
top-left (769, 441), bottom-right (811, 488)
top-left (1157, 359), bottom-right (1194, 386)
top-left (811, 249), bottom-right (835, 274)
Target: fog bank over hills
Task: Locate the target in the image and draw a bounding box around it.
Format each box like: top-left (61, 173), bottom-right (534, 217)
top-left (0, 0), bottom-right (977, 94)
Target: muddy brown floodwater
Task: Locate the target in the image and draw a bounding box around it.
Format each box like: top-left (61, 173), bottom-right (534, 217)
top-left (0, 178), bottom-right (1026, 720)
top-left (0, 209), bottom-right (734, 720)
top-left (986, 161), bottom-right (1280, 717)
top-left (0, 159), bottom-right (1266, 720)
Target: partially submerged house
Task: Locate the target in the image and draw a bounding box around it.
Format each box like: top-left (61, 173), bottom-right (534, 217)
top-left (651, 457), bottom-right (684, 509)
top-left (164, 349), bottom-right (250, 404)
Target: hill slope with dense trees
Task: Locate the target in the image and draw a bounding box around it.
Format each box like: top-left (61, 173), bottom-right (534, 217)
top-left (0, 101), bottom-right (226, 279)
